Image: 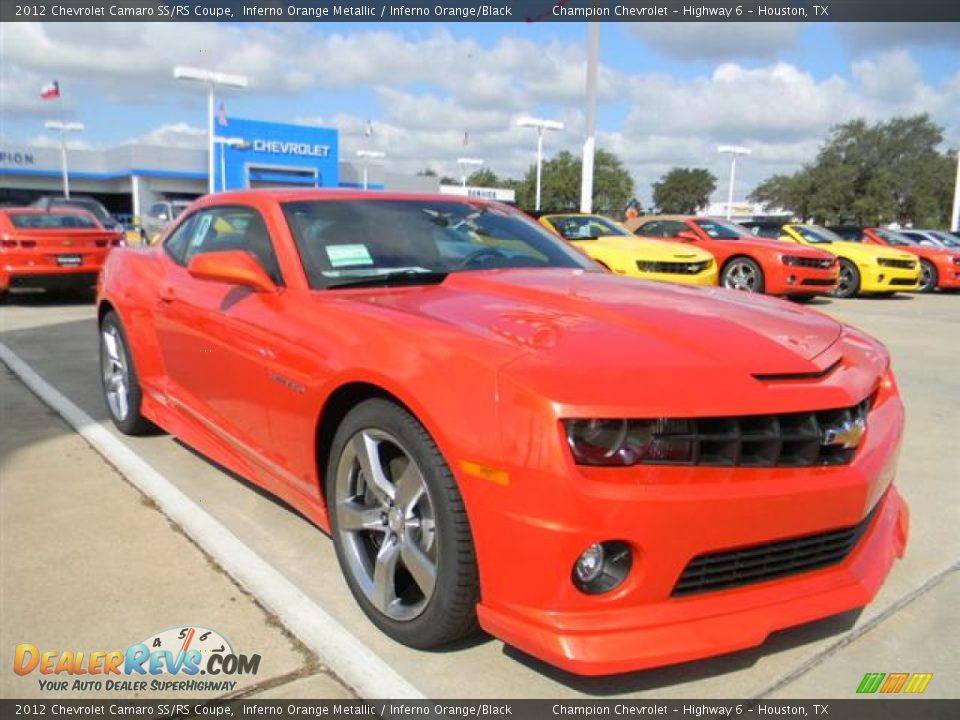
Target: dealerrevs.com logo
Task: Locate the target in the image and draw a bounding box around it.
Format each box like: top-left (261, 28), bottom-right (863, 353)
top-left (14, 626), bottom-right (261, 693)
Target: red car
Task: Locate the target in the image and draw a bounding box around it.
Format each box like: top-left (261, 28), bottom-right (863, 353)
top-left (860, 227), bottom-right (960, 293)
top-left (98, 191), bottom-right (908, 675)
top-left (625, 215), bottom-right (839, 301)
top-left (0, 207), bottom-right (123, 299)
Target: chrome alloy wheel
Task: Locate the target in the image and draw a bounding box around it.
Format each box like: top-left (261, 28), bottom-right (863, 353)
top-left (101, 325), bottom-right (130, 421)
top-left (919, 262), bottom-right (935, 293)
top-left (334, 429), bottom-right (437, 622)
top-left (723, 260), bottom-right (759, 292)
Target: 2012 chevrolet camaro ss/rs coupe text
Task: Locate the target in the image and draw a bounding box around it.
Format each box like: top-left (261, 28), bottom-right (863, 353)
top-left (98, 190), bottom-right (909, 676)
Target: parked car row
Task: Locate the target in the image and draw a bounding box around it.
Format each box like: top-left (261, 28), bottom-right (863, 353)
top-left (533, 211), bottom-right (958, 302)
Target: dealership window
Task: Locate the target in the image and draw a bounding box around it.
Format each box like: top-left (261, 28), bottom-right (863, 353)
top-left (164, 206), bottom-right (284, 286)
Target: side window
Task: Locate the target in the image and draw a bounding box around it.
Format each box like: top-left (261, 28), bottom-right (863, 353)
top-left (149, 203), bottom-right (168, 219)
top-left (164, 214), bottom-right (197, 264)
top-left (167, 206), bottom-right (283, 286)
top-left (637, 221), bottom-right (661, 237)
top-left (663, 221), bottom-right (689, 237)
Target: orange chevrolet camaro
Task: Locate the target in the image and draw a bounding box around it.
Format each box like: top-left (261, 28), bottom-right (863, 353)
top-left (98, 190), bottom-right (909, 676)
top-left (0, 207), bottom-right (124, 299)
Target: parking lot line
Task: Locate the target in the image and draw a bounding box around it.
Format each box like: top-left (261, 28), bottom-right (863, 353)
top-left (0, 340), bottom-right (426, 701)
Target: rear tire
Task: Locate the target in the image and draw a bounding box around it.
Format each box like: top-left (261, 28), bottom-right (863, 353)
top-left (326, 399), bottom-right (480, 648)
top-left (918, 259), bottom-right (937, 293)
top-left (830, 259), bottom-right (861, 298)
top-left (99, 311), bottom-right (155, 435)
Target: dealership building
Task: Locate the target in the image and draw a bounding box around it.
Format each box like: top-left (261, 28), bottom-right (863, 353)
top-left (0, 116), bottom-right (513, 220)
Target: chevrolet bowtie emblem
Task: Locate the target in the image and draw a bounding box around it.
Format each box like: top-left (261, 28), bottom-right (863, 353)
top-left (822, 417), bottom-right (866, 448)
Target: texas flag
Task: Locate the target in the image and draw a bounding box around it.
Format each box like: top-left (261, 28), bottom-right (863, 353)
top-left (40, 81), bottom-right (60, 100)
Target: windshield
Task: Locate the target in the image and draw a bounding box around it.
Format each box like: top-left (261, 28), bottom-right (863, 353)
top-left (282, 199), bottom-right (597, 289)
top-left (548, 215), bottom-right (630, 240)
top-left (693, 218), bottom-right (753, 240)
top-left (9, 212), bottom-right (98, 229)
top-left (874, 229), bottom-right (916, 247)
top-left (792, 225), bottom-right (843, 244)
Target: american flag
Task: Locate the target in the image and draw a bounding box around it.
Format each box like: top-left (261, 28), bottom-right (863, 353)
top-left (364, 120), bottom-right (374, 137)
top-left (463, 130), bottom-right (470, 146)
top-left (218, 102), bottom-right (228, 126)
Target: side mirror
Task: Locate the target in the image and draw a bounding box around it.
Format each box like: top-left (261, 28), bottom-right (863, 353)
top-left (676, 230), bottom-right (699, 242)
top-left (187, 251), bottom-right (277, 293)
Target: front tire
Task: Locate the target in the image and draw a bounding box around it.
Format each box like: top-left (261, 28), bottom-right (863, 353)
top-left (721, 257), bottom-right (765, 294)
top-left (326, 399), bottom-right (480, 648)
top-left (830, 259), bottom-right (861, 298)
top-left (99, 311), bottom-right (155, 435)
top-left (918, 259), bottom-right (937, 293)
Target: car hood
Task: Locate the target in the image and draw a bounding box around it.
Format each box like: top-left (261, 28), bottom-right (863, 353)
top-left (580, 236), bottom-right (714, 262)
top-left (732, 235), bottom-right (833, 258)
top-left (337, 269), bottom-right (845, 406)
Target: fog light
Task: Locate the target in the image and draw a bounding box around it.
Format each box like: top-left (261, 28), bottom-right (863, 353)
top-left (572, 540), bottom-right (633, 594)
top-left (878, 274), bottom-right (885, 282)
top-left (787, 274), bottom-right (796, 285)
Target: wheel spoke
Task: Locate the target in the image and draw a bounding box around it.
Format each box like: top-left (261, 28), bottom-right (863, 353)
top-left (338, 499), bottom-right (386, 532)
top-left (395, 463), bottom-right (425, 513)
top-left (370, 536), bottom-right (400, 612)
top-left (400, 534), bottom-right (436, 597)
top-left (103, 330), bottom-right (121, 364)
top-left (353, 432), bottom-right (395, 506)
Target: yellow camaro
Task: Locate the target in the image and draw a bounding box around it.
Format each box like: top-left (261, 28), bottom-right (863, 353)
top-left (539, 213), bottom-right (717, 286)
top-left (779, 224), bottom-right (920, 298)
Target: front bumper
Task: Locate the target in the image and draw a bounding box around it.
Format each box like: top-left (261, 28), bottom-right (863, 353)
top-left (478, 487), bottom-right (907, 675)
top-left (637, 267), bottom-right (718, 287)
top-left (765, 262), bottom-right (838, 296)
top-left (934, 261), bottom-right (960, 289)
top-left (860, 265), bottom-right (920, 293)
top-left (466, 373), bottom-right (907, 676)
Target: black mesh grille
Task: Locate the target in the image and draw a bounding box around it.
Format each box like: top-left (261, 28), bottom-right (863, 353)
top-left (642, 396), bottom-right (872, 468)
top-left (889, 278), bottom-right (917, 286)
top-left (672, 499), bottom-right (882, 596)
top-left (800, 278), bottom-right (837, 287)
top-left (637, 260), bottom-right (712, 275)
top-left (877, 258), bottom-right (916, 270)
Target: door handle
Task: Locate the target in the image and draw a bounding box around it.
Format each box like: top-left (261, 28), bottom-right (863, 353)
top-left (158, 284), bottom-right (176, 303)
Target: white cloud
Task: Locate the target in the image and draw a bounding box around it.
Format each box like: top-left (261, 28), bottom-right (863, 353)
top-left (130, 122), bottom-right (206, 149)
top-left (838, 23), bottom-right (960, 51)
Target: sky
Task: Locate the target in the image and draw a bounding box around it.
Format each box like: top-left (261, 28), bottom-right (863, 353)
top-left (2, 21), bottom-right (959, 206)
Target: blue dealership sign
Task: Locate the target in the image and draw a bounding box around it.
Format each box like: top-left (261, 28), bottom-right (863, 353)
top-left (215, 116), bottom-right (339, 191)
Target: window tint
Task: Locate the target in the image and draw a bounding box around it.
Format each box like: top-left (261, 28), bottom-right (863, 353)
top-left (636, 221), bottom-right (662, 237)
top-left (549, 215), bottom-right (630, 240)
top-left (149, 203), bottom-right (168, 217)
top-left (165, 206), bottom-right (283, 285)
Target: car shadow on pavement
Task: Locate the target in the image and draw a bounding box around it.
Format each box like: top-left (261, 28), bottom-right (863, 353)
top-left (501, 609), bottom-right (862, 695)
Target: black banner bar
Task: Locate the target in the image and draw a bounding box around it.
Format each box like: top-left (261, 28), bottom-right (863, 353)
top-left (2, 0), bottom-right (960, 23)
top-left (1, 700), bottom-right (958, 720)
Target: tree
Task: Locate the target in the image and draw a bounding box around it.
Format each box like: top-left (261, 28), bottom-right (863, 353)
top-left (466, 168), bottom-right (500, 187)
top-left (651, 168), bottom-right (717, 214)
top-left (749, 115), bottom-right (955, 226)
top-left (513, 149), bottom-right (634, 216)
top-left (417, 168), bottom-right (438, 177)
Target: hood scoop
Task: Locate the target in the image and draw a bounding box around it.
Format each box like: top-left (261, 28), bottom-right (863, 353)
top-left (753, 357), bottom-right (842, 383)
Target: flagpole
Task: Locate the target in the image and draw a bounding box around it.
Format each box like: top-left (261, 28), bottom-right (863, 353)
top-left (59, 129), bottom-right (70, 198)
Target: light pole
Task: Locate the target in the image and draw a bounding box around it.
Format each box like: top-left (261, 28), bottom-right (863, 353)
top-left (457, 157), bottom-right (483, 189)
top-left (173, 66), bottom-right (248, 195)
top-left (44, 121), bottom-right (84, 198)
top-left (580, 22), bottom-right (600, 214)
top-left (517, 117), bottom-right (564, 211)
top-left (951, 149), bottom-right (960, 232)
top-left (356, 149), bottom-right (386, 190)
top-left (214, 137), bottom-right (246, 192)
top-left (717, 145), bottom-right (751, 220)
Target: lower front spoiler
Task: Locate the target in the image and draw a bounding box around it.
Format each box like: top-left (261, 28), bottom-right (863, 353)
top-left (478, 487), bottom-right (909, 676)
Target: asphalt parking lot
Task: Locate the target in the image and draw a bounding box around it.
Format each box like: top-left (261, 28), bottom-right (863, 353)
top-left (1, 290), bottom-right (957, 699)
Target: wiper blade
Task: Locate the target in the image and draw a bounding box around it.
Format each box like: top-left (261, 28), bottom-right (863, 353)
top-left (326, 270), bottom-right (448, 290)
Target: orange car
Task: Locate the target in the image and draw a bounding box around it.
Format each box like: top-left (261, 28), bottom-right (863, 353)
top-left (627, 215), bottom-right (839, 300)
top-left (0, 207), bottom-right (123, 299)
top-left (98, 191), bottom-right (908, 675)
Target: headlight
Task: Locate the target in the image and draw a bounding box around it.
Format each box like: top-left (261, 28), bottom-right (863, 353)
top-left (781, 255), bottom-right (804, 267)
top-left (564, 419), bottom-right (695, 466)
